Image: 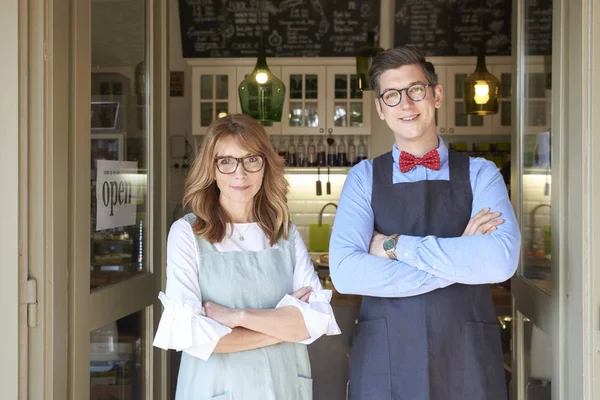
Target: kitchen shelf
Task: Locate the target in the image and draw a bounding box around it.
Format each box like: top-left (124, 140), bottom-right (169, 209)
top-left (284, 166), bottom-right (351, 175)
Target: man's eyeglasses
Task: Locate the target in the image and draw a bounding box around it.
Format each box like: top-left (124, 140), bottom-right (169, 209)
top-left (214, 154), bottom-right (265, 174)
top-left (378, 83), bottom-right (433, 107)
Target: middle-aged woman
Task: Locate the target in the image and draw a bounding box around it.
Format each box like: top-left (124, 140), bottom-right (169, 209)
top-left (153, 114), bottom-right (341, 400)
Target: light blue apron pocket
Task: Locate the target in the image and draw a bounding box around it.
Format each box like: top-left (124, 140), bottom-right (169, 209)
top-left (348, 318), bottom-right (391, 400)
top-left (296, 376), bottom-right (313, 400)
top-left (462, 321), bottom-right (507, 400)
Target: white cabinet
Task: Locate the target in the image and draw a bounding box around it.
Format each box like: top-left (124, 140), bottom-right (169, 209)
top-left (191, 67), bottom-right (237, 135)
top-left (280, 66), bottom-right (327, 135)
top-left (188, 59), bottom-right (373, 136)
top-left (325, 66), bottom-right (372, 136)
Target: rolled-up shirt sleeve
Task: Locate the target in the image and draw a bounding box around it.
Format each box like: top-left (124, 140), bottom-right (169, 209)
top-left (275, 226), bottom-right (341, 344)
top-left (153, 219), bottom-right (231, 360)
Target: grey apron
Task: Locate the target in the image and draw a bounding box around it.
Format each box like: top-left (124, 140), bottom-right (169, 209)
top-left (348, 151), bottom-right (506, 400)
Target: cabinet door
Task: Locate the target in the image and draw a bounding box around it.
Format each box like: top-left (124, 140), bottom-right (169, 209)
top-left (236, 66), bottom-right (282, 135)
top-left (522, 64), bottom-right (552, 135)
top-left (280, 67), bottom-right (327, 135)
top-left (445, 66), bottom-right (492, 135)
top-left (490, 65), bottom-right (513, 135)
top-left (191, 67), bottom-right (237, 135)
top-left (325, 66), bottom-right (372, 135)
top-left (434, 67), bottom-right (448, 135)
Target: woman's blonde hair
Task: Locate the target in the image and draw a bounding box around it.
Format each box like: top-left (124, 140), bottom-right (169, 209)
top-left (183, 114), bottom-right (289, 246)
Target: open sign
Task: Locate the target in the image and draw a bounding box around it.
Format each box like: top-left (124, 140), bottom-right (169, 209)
top-left (95, 160), bottom-right (140, 231)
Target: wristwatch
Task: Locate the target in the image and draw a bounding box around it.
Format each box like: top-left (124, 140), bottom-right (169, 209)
top-left (383, 234), bottom-right (399, 259)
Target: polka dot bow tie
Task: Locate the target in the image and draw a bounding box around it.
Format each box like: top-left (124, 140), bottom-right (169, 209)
top-left (399, 149), bottom-right (441, 173)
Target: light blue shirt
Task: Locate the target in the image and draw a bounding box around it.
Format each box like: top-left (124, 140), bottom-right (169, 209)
top-left (329, 137), bottom-right (521, 298)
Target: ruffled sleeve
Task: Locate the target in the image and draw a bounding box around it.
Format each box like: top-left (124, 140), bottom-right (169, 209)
top-left (275, 226), bottom-right (342, 344)
top-left (152, 218), bottom-right (231, 360)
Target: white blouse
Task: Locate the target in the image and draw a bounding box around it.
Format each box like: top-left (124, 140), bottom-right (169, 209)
top-left (153, 218), bottom-right (341, 361)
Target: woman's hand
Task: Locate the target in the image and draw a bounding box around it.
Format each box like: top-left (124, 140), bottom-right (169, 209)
top-left (203, 301), bottom-right (243, 329)
top-left (291, 286), bottom-right (312, 303)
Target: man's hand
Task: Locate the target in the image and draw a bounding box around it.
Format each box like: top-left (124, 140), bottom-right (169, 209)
top-left (369, 231), bottom-right (388, 258)
top-left (203, 301), bottom-right (242, 329)
top-left (462, 207), bottom-right (504, 236)
top-left (291, 286), bottom-right (312, 303)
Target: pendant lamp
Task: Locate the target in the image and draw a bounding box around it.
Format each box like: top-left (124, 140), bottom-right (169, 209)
top-left (238, 53), bottom-right (286, 126)
top-left (356, 31), bottom-right (384, 91)
top-left (463, 45), bottom-right (500, 115)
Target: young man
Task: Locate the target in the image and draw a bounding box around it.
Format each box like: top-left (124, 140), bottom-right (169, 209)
top-left (329, 46), bottom-right (521, 399)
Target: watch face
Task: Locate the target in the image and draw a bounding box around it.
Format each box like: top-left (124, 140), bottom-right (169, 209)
top-left (383, 237), bottom-right (395, 252)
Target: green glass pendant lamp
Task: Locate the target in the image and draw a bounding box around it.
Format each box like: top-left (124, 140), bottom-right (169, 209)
top-left (463, 44), bottom-right (500, 115)
top-left (356, 31), bottom-right (384, 91)
top-left (238, 53), bottom-right (286, 126)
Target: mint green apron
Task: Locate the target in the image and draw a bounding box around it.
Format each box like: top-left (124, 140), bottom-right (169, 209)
top-left (175, 214), bottom-right (312, 400)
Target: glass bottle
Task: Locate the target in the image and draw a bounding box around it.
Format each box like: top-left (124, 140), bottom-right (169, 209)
top-left (327, 138), bottom-right (337, 166)
top-left (278, 140), bottom-right (288, 165)
top-left (356, 31), bottom-right (384, 91)
top-left (357, 137), bottom-right (367, 162)
top-left (307, 136), bottom-right (316, 167)
top-left (348, 137), bottom-right (357, 166)
top-left (316, 137), bottom-right (326, 167)
top-left (337, 136), bottom-right (347, 166)
top-left (297, 137), bottom-right (306, 167)
top-left (287, 138), bottom-right (297, 167)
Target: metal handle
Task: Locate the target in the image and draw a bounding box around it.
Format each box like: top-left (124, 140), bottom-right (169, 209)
top-left (319, 128), bottom-right (324, 133)
top-left (440, 127), bottom-right (446, 133)
top-left (328, 128), bottom-right (333, 134)
top-left (449, 128), bottom-right (455, 133)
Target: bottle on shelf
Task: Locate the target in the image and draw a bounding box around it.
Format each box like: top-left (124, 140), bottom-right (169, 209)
top-left (297, 137), bottom-right (307, 167)
top-left (307, 136), bottom-right (316, 167)
top-left (357, 136), bottom-right (367, 163)
top-left (287, 138), bottom-right (297, 167)
top-left (278, 140), bottom-right (288, 165)
top-left (348, 137), bottom-right (357, 166)
top-left (337, 136), bottom-right (347, 167)
top-left (316, 137), bottom-right (326, 167)
top-left (327, 137), bottom-right (337, 166)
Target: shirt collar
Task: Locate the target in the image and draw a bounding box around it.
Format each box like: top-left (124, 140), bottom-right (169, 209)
top-left (391, 135), bottom-right (449, 167)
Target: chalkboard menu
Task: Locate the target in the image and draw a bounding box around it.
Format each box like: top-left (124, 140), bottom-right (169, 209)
top-left (178, 0), bottom-right (381, 58)
top-left (395, 0), bottom-right (552, 57)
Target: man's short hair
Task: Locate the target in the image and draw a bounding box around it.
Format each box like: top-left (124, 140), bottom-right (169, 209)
top-left (369, 46), bottom-right (437, 95)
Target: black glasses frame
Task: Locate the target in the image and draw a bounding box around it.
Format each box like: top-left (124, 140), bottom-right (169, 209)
top-left (378, 83), bottom-right (433, 107)
top-left (214, 154), bottom-right (266, 174)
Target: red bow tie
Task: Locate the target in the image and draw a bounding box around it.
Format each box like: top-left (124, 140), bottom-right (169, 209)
top-left (399, 149), bottom-right (441, 173)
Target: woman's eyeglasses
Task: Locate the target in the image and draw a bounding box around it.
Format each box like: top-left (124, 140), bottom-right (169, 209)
top-left (214, 154), bottom-right (265, 174)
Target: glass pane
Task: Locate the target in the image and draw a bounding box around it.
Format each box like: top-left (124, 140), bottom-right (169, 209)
top-left (527, 73), bottom-right (548, 98)
top-left (350, 102), bottom-right (363, 127)
top-left (200, 103), bottom-right (213, 127)
top-left (215, 102), bottom-right (228, 119)
top-left (470, 114), bottom-right (484, 126)
top-left (289, 101), bottom-right (303, 126)
top-left (334, 74), bottom-right (348, 99)
top-left (200, 75), bottom-right (213, 99)
top-left (304, 102), bottom-right (319, 127)
top-left (454, 101), bottom-right (468, 126)
top-left (527, 101), bottom-right (547, 127)
top-left (501, 73), bottom-right (512, 98)
top-left (519, 311), bottom-right (552, 399)
top-left (289, 74), bottom-right (303, 99)
top-left (455, 73), bottom-right (467, 99)
top-left (501, 101), bottom-right (511, 126)
top-left (215, 75), bottom-right (228, 99)
top-left (305, 75), bottom-right (318, 99)
top-left (520, 4), bottom-right (553, 292)
top-left (90, 310), bottom-right (146, 400)
top-left (350, 75), bottom-right (362, 99)
top-left (334, 102), bottom-right (347, 127)
top-left (91, 0), bottom-right (148, 289)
